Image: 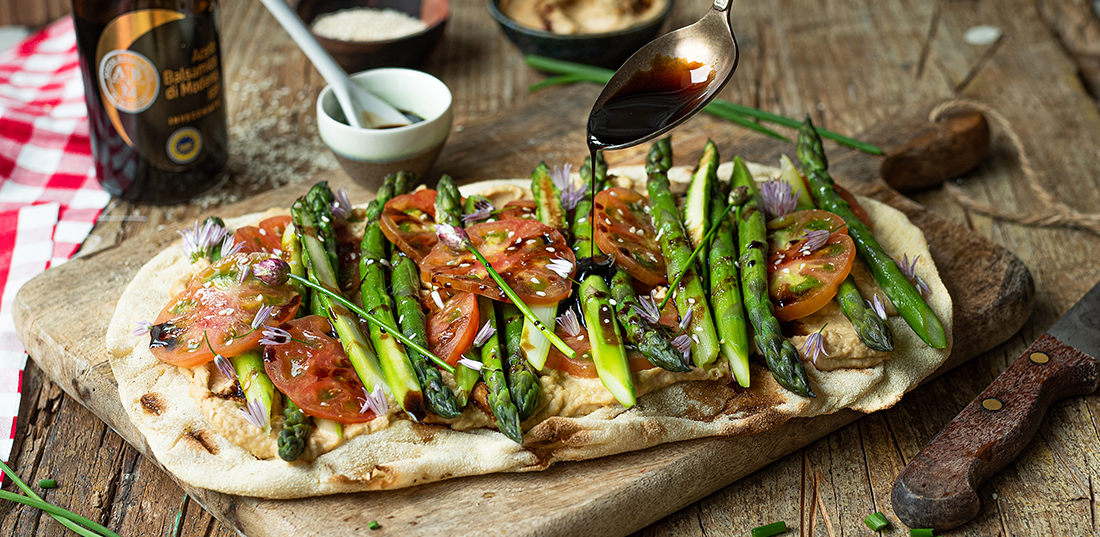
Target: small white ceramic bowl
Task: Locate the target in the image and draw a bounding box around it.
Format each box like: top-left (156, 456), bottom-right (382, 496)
top-left (317, 68), bottom-right (453, 190)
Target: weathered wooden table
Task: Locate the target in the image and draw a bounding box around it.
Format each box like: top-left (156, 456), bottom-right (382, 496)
top-left (5, 0), bottom-right (1100, 535)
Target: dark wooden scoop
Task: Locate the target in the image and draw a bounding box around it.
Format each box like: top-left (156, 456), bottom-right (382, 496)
top-left (860, 103), bottom-right (990, 192)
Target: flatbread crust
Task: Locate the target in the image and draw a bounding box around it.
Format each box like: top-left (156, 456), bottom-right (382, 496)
top-left (106, 162), bottom-right (952, 498)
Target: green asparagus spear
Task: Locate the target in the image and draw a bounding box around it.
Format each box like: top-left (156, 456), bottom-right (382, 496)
top-left (610, 267), bottom-right (689, 372)
top-left (531, 162), bottom-right (566, 230)
top-left (521, 162), bottom-right (569, 370)
top-left (293, 187), bottom-right (391, 411)
top-left (360, 177), bottom-right (428, 420)
top-left (501, 303), bottom-right (542, 420)
top-left (391, 248), bottom-right (463, 417)
top-left (684, 140), bottom-right (718, 251)
top-left (732, 157), bottom-right (814, 397)
top-left (231, 350), bottom-right (276, 433)
top-left (572, 151), bottom-right (609, 259)
top-left (278, 399), bottom-right (312, 461)
top-left (707, 179), bottom-right (751, 388)
top-left (454, 350), bottom-right (482, 408)
top-left (796, 117), bottom-right (946, 349)
top-left (579, 275), bottom-right (635, 407)
top-left (364, 171), bottom-right (410, 222)
top-left (435, 175), bottom-right (464, 227)
top-left (645, 138), bottom-right (721, 368)
top-left (478, 297), bottom-right (523, 443)
top-left (835, 277), bottom-right (893, 351)
top-left (304, 182), bottom-right (339, 273)
top-left (281, 221), bottom-right (310, 311)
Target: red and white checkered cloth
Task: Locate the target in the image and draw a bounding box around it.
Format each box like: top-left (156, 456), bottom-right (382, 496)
top-left (0, 17), bottom-right (111, 461)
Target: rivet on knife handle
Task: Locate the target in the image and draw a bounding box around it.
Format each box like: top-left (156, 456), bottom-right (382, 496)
top-left (891, 333), bottom-right (1100, 531)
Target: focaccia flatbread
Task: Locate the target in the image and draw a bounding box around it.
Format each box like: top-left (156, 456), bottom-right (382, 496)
top-left (106, 162), bottom-right (952, 498)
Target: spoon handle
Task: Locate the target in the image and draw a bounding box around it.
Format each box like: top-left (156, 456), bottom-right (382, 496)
top-left (258, 0), bottom-right (407, 128)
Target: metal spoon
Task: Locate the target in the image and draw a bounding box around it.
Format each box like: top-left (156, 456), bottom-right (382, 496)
top-left (258, 0), bottom-right (411, 129)
top-left (587, 0), bottom-right (737, 150)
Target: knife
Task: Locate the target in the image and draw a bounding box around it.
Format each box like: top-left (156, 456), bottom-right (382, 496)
top-left (892, 279), bottom-right (1100, 531)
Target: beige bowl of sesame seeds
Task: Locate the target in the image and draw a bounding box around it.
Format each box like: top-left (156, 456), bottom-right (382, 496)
top-left (317, 68), bottom-right (453, 190)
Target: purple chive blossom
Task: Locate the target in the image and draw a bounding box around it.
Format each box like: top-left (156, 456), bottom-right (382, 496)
top-left (760, 179), bottom-right (800, 220)
top-left (546, 258), bottom-right (573, 279)
top-left (550, 164), bottom-right (584, 212)
top-left (251, 304), bottom-right (274, 330)
top-left (800, 229), bottom-right (830, 252)
top-left (214, 354), bottom-right (237, 382)
top-left (457, 358), bottom-right (483, 371)
top-left (631, 295), bottom-right (661, 324)
top-left (360, 385), bottom-right (389, 416)
top-left (132, 320), bottom-right (152, 337)
top-left (252, 257), bottom-right (291, 285)
top-left (671, 334), bottom-right (692, 360)
top-left (219, 235), bottom-right (243, 260)
top-left (556, 309), bottom-right (582, 337)
top-left (330, 186), bottom-right (352, 221)
top-left (241, 396), bottom-right (268, 429)
top-left (462, 198), bottom-right (495, 224)
top-left (867, 295), bottom-right (888, 320)
top-left (800, 328), bottom-right (828, 364)
top-left (260, 326), bottom-right (292, 346)
top-left (898, 254), bottom-right (918, 280)
top-left (472, 320), bottom-right (497, 347)
top-left (677, 307), bottom-right (694, 333)
top-left (435, 224), bottom-right (470, 251)
top-left (178, 220), bottom-right (229, 262)
top-left (897, 254), bottom-right (931, 297)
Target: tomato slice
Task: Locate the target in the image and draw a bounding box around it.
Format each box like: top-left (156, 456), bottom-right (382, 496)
top-left (498, 200), bottom-right (537, 221)
top-left (233, 215), bottom-right (292, 256)
top-left (766, 210), bottom-right (856, 321)
top-left (427, 292), bottom-right (479, 366)
top-left (149, 252), bottom-right (301, 368)
top-left (543, 329), bottom-right (657, 378)
top-left (421, 219), bottom-right (576, 305)
top-left (380, 189), bottom-right (438, 264)
top-left (593, 187), bottom-right (667, 286)
top-left (263, 315), bottom-right (377, 424)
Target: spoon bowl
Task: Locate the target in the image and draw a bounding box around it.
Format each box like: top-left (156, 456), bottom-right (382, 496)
top-left (587, 0), bottom-right (737, 151)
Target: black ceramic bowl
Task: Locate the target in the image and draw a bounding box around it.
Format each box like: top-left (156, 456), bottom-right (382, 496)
top-left (296, 0), bottom-right (449, 73)
top-left (488, 0), bottom-right (673, 69)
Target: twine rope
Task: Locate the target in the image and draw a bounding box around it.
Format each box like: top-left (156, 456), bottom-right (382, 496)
top-left (929, 99), bottom-right (1100, 235)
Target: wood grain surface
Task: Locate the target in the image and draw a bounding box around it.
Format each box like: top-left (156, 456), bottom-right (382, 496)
top-left (3, 0), bottom-right (1100, 535)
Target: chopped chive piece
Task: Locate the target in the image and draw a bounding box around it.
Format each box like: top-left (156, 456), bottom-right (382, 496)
top-left (37, 479), bottom-right (57, 489)
top-left (368, 520), bottom-right (381, 530)
top-left (864, 512), bottom-right (889, 531)
top-left (910, 529), bottom-right (934, 537)
top-left (751, 521), bottom-right (788, 537)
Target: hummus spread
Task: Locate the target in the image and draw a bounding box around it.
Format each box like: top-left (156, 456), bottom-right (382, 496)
top-left (502, 0), bottom-right (667, 35)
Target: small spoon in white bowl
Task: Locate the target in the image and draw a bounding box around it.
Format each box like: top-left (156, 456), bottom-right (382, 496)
top-left (259, 0), bottom-right (411, 129)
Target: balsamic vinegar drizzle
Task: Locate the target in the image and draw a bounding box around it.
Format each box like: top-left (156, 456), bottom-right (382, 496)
top-left (585, 54), bottom-right (716, 277)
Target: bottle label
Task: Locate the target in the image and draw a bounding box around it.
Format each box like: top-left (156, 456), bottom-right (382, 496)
top-left (95, 9), bottom-right (225, 171)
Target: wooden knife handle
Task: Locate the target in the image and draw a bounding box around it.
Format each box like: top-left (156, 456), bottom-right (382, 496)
top-left (891, 333), bottom-right (1100, 530)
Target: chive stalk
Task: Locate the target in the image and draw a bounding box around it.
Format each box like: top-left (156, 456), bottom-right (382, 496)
top-left (864, 512), bottom-right (889, 531)
top-left (751, 521), bottom-right (788, 537)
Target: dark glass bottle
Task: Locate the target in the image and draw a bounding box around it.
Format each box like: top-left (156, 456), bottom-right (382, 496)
top-left (71, 0), bottom-right (229, 204)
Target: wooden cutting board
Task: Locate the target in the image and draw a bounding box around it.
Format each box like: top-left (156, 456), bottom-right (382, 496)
top-left (13, 85), bottom-right (1033, 537)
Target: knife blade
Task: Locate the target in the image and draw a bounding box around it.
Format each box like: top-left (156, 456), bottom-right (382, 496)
top-left (891, 279), bottom-right (1100, 531)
